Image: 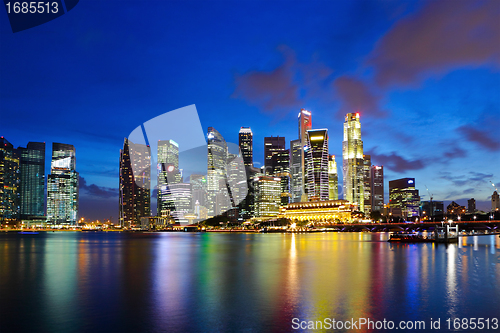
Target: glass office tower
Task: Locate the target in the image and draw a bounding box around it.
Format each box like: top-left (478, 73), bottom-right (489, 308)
top-left (0, 137), bottom-right (20, 222)
top-left (47, 143), bottom-right (79, 225)
top-left (290, 139), bottom-right (302, 203)
top-left (157, 140), bottom-right (181, 217)
top-left (239, 127), bottom-right (253, 168)
top-left (119, 138), bottom-right (151, 228)
top-left (18, 142), bottom-right (45, 219)
top-left (305, 129), bottom-right (329, 201)
top-left (363, 154), bottom-right (372, 216)
top-left (207, 127), bottom-right (229, 216)
top-left (342, 113), bottom-right (364, 212)
top-left (298, 109), bottom-right (312, 200)
top-left (370, 165), bottom-right (384, 212)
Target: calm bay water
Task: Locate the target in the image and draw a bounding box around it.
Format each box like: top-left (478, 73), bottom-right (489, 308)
top-left (0, 231), bottom-right (499, 332)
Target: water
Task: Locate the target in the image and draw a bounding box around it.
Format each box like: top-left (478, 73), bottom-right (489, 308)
top-left (0, 232), bottom-right (499, 332)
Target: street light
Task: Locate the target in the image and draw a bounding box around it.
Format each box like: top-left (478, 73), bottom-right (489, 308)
top-left (473, 215), bottom-right (476, 222)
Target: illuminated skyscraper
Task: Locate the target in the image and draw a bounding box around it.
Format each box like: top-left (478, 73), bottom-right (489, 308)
top-left (290, 139), bottom-right (302, 203)
top-left (119, 138), bottom-right (151, 228)
top-left (342, 113), bottom-right (364, 212)
top-left (207, 127), bottom-right (229, 216)
top-left (157, 140), bottom-right (180, 217)
top-left (328, 155), bottom-right (338, 201)
top-left (47, 143), bottom-right (79, 225)
top-left (0, 137), bottom-right (20, 222)
top-left (370, 165), bottom-right (384, 212)
top-left (239, 127), bottom-right (253, 168)
top-left (363, 154), bottom-right (371, 216)
top-left (254, 175), bottom-right (281, 217)
top-left (389, 178), bottom-right (420, 218)
top-left (190, 174), bottom-right (207, 210)
top-left (298, 109), bottom-right (312, 200)
top-left (264, 136), bottom-right (285, 173)
top-left (17, 142), bottom-right (45, 219)
top-left (305, 129), bottom-right (329, 201)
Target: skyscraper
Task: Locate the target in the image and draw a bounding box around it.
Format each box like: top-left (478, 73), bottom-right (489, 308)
top-left (239, 127), bottom-right (253, 168)
top-left (467, 198), bottom-right (476, 213)
top-left (17, 142), bottom-right (45, 219)
top-left (290, 139), bottom-right (303, 203)
top-left (190, 174), bottom-right (207, 210)
top-left (119, 138), bottom-right (151, 228)
top-left (370, 165), bottom-right (384, 212)
top-left (270, 148), bottom-right (291, 206)
top-left (254, 175), bottom-right (281, 217)
top-left (363, 154), bottom-right (372, 216)
top-left (305, 129), bottom-right (329, 201)
top-left (207, 127), bottom-right (229, 216)
top-left (0, 137), bottom-right (20, 222)
top-left (389, 178), bottom-right (420, 218)
top-left (157, 140), bottom-right (180, 217)
top-left (47, 143), bottom-right (79, 225)
top-left (328, 155), bottom-right (338, 201)
top-left (298, 109), bottom-right (312, 200)
top-left (264, 136), bottom-right (285, 173)
top-left (342, 113), bottom-right (364, 212)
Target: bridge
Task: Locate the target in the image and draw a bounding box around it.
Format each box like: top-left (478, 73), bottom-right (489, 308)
top-left (322, 220), bottom-right (500, 233)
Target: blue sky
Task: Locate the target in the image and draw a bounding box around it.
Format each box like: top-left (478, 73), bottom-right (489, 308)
top-left (1, 0), bottom-right (499, 221)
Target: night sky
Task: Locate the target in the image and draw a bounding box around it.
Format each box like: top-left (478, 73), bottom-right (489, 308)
top-left (1, 0), bottom-right (499, 221)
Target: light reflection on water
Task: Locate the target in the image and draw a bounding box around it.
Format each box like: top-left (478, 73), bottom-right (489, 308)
top-left (0, 232), bottom-right (499, 332)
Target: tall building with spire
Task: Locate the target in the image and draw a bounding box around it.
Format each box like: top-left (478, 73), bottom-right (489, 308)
top-left (298, 109), bottom-right (312, 200)
top-left (328, 155), bottom-right (338, 200)
top-left (305, 129), bottom-right (329, 201)
top-left (17, 142), bottom-right (45, 219)
top-left (207, 127), bottom-right (229, 216)
top-left (119, 138), bottom-right (151, 228)
top-left (239, 127), bottom-right (253, 168)
top-left (342, 113), bottom-right (364, 212)
top-left (47, 143), bottom-right (79, 225)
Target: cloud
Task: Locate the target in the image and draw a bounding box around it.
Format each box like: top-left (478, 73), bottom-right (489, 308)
top-left (79, 176), bottom-right (117, 198)
top-left (368, 0), bottom-right (500, 87)
top-left (439, 171), bottom-right (493, 187)
top-left (443, 145), bottom-right (467, 159)
top-left (458, 125), bottom-right (500, 151)
top-left (232, 46), bottom-right (301, 114)
top-left (232, 45), bottom-right (333, 116)
top-left (333, 76), bottom-right (387, 118)
top-left (367, 148), bottom-right (426, 172)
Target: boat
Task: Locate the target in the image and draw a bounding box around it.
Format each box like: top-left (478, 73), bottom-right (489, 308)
top-left (388, 231), bottom-right (433, 243)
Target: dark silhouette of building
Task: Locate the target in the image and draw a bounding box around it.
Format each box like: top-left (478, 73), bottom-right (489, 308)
top-left (0, 137), bottom-right (20, 222)
top-left (119, 138), bottom-right (151, 228)
top-left (467, 198), bottom-right (476, 213)
top-left (17, 142), bottom-right (45, 219)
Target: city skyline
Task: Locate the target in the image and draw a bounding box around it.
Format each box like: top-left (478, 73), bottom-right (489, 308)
top-left (1, 0), bottom-right (499, 220)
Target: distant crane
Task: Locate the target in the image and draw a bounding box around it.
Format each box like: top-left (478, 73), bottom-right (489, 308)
top-left (425, 185), bottom-right (434, 221)
top-left (490, 181), bottom-right (498, 192)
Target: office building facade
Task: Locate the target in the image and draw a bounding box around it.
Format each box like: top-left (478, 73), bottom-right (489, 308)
top-left (305, 129), bottom-right (329, 201)
top-left (298, 109), bottom-right (312, 200)
top-left (239, 127), bottom-right (253, 168)
top-left (363, 155), bottom-right (372, 216)
top-left (342, 113), bottom-right (364, 212)
top-left (290, 139), bottom-right (303, 203)
top-left (17, 142), bottom-right (45, 219)
top-left (47, 143), bottom-right (79, 225)
top-left (157, 140), bottom-right (181, 217)
top-left (207, 127), bottom-right (229, 216)
top-left (492, 191), bottom-right (500, 211)
top-left (119, 138), bottom-right (151, 228)
top-left (389, 178), bottom-right (420, 218)
top-left (370, 165), bottom-right (384, 212)
top-left (0, 137), bottom-right (20, 222)
top-left (254, 175), bottom-right (281, 217)
top-left (328, 155), bottom-right (338, 200)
